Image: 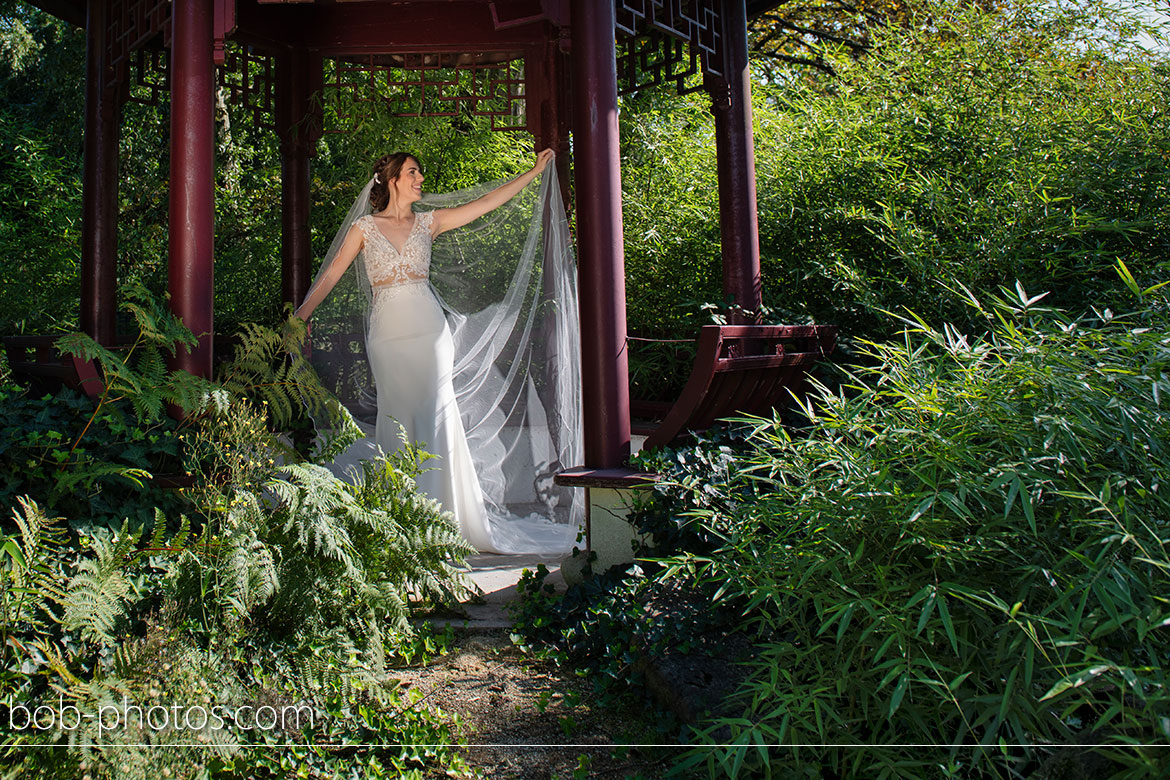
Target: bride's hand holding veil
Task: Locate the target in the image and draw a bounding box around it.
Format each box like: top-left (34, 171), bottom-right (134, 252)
top-left (431, 149), bottom-right (555, 236)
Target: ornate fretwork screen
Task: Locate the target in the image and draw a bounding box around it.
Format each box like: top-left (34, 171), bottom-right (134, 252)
top-left (120, 40), bottom-right (278, 132)
top-left (126, 46), bottom-right (169, 107)
top-left (218, 46), bottom-right (277, 132)
top-left (615, 0), bottom-right (725, 96)
top-left (106, 0), bottom-right (172, 80)
top-left (322, 53), bottom-right (528, 133)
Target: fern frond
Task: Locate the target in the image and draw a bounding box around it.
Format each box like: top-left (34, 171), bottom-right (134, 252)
top-left (223, 537), bottom-right (278, 623)
top-left (3, 498), bottom-right (69, 613)
top-left (165, 371), bottom-right (218, 418)
top-left (52, 464), bottom-right (153, 496)
top-left (54, 332), bottom-right (119, 365)
top-left (121, 282), bottom-right (199, 352)
top-left (213, 317), bottom-right (347, 431)
top-left (63, 523), bottom-right (141, 644)
top-left (310, 404), bottom-right (365, 464)
top-left (135, 343), bottom-right (167, 387)
top-left (33, 638), bottom-right (88, 689)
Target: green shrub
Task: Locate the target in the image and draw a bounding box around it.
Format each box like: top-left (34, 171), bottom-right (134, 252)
top-left (0, 286), bottom-right (476, 778)
top-left (0, 387), bottom-right (187, 531)
top-left (511, 429), bottom-right (753, 706)
top-left (0, 113), bottom-right (81, 333)
top-left (0, 282), bottom-right (361, 538)
top-left (665, 287), bottom-right (1170, 778)
top-left (1, 417), bottom-right (474, 780)
top-left (751, 0), bottom-right (1170, 346)
top-left (616, 0), bottom-right (1169, 362)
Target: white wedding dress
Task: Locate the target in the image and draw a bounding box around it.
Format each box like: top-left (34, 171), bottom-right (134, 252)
top-left (352, 210), bottom-right (499, 550)
top-left (322, 192), bottom-right (581, 555)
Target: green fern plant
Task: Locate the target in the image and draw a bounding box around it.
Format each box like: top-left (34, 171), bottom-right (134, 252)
top-left (60, 510), bottom-right (193, 647)
top-left (54, 282), bottom-right (214, 427)
top-left (164, 396), bottom-right (473, 684)
top-left (0, 498), bottom-right (68, 705)
top-left (215, 312), bottom-right (344, 432)
top-left (4, 291), bottom-right (479, 778)
top-left (62, 523), bottom-right (141, 644)
top-left (229, 455), bottom-right (473, 676)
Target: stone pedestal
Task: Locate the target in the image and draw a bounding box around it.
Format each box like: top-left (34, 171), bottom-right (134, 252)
top-left (554, 463), bottom-right (657, 585)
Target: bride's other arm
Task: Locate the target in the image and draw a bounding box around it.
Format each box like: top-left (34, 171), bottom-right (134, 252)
top-left (431, 149), bottom-right (554, 236)
top-left (293, 223), bottom-right (364, 320)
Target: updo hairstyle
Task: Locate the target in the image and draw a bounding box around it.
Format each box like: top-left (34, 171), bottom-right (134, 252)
top-left (369, 152), bottom-right (420, 211)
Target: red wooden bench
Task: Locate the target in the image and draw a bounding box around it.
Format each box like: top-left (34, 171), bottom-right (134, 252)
top-left (630, 324), bottom-right (837, 451)
top-left (2, 335), bottom-right (106, 399)
top-left (558, 323), bottom-right (838, 495)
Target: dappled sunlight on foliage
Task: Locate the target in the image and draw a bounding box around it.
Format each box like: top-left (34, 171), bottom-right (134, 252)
top-left (751, 0), bottom-right (1169, 349)
top-left (0, 290), bottom-right (477, 778)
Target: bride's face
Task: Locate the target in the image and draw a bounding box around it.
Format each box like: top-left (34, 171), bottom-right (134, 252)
top-left (392, 158), bottom-right (424, 204)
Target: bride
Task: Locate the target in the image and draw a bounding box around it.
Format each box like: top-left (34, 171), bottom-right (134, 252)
top-left (294, 149), bottom-right (582, 555)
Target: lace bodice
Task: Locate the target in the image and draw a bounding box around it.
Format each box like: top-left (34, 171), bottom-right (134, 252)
top-left (356, 211), bottom-right (434, 287)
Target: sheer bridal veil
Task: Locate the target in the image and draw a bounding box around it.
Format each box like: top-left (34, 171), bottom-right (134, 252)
top-left (302, 162), bottom-right (584, 555)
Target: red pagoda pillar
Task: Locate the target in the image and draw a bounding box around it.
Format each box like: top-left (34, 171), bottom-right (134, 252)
top-left (277, 49), bottom-right (314, 308)
top-left (570, 0), bottom-right (630, 468)
top-left (708, 0), bottom-right (762, 322)
top-left (81, 0), bottom-right (119, 346)
top-left (168, 0), bottom-right (216, 378)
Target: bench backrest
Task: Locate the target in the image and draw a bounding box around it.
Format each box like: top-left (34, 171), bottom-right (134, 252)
top-left (2, 335), bottom-right (105, 399)
top-left (640, 324), bottom-right (837, 450)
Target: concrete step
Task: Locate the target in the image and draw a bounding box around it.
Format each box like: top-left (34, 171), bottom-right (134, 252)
top-left (420, 553), bottom-right (567, 632)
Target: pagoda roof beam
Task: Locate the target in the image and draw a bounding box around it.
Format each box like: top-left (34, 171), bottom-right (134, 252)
top-left (26, 0), bottom-right (85, 27)
top-left (236, 1), bottom-right (549, 54)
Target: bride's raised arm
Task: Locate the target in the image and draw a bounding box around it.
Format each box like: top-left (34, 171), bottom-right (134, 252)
top-left (431, 149), bottom-right (553, 237)
top-left (293, 223), bottom-right (364, 321)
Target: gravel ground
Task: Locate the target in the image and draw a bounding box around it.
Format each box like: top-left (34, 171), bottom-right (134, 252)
top-left (392, 632), bottom-right (684, 780)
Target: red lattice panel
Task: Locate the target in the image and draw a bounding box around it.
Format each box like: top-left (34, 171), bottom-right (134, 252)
top-left (617, 31), bottom-right (700, 95)
top-left (107, 0), bottom-right (171, 76)
top-left (121, 42), bottom-right (278, 132)
top-left (126, 45), bottom-right (169, 107)
top-left (323, 53), bottom-right (527, 133)
top-left (616, 0), bottom-right (724, 95)
top-left (218, 46), bottom-right (277, 131)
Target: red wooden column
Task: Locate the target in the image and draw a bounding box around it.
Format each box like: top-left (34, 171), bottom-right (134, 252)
top-left (570, 0), bottom-right (631, 468)
top-left (708, 0), bottom-right (762, 322)
top-left (527, 39), bottom-right (572, 203)
top-left (277, 49), bottom-right (314, 308)
top-left (168, 0), bottom-right (216, 377)
top-left (81, 0), bottom-right (119, 346)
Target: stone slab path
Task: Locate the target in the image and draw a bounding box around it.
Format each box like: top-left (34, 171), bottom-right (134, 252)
top-left (427, 553), bottom-right (568, 631)
top-left (402, 555), bottom-right (679, 777)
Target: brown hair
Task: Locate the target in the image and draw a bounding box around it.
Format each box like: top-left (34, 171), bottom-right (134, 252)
top-left (369, 152), bottom-right (420, 211)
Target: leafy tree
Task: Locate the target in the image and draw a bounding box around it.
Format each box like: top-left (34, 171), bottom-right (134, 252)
top-left (750, 0), bottom-right (1170, 347)
top-left (0, 0), bottom-right (84, 148)
top-left (0, 2), bottom-right (84, 333)
top-left (749, 1), bottom-right (1166, 79)
top-left (750, 0), bottom-right (922, 77)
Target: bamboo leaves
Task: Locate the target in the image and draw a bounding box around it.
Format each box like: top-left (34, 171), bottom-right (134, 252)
top-left (663, 297), bottom-right (1170, 775)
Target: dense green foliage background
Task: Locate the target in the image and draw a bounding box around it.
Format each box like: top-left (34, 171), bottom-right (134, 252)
top-left (2, 1), bottom-right (1166, 353)
top-left (619, 2), bottom-right (1169, 349)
